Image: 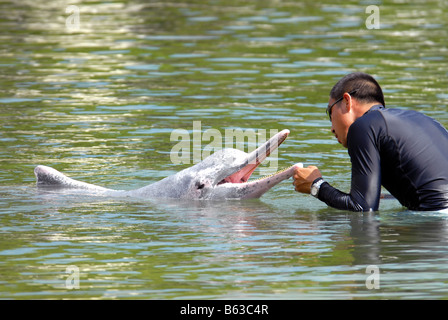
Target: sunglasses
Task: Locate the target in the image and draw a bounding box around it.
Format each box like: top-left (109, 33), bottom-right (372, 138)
top-left (326, 89), bottom-right (357, 121)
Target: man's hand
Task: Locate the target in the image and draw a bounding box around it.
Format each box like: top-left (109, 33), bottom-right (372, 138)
top-left (293, 165), bottom-right (323, 194)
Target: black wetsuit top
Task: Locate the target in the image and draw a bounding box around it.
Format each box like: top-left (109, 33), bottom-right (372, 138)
top-left (318, 105), bottom-right (448, 211)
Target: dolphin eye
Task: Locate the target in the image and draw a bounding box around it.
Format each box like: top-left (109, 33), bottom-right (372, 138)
top-left (197, 183), bottom-right (205, 190)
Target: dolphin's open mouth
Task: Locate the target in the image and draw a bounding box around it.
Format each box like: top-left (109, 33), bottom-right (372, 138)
top-left (216, 129), bottom-right (293, 187)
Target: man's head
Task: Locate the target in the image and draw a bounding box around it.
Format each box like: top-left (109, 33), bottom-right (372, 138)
top-left (327, 72), bottom-right (385, 148)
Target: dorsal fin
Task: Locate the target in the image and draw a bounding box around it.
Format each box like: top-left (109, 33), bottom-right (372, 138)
top-left (34, 165), bottom-right (110, 192)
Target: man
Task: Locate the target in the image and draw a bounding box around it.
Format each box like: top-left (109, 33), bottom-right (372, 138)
top-left (293, 72), bottom-right (448, 212)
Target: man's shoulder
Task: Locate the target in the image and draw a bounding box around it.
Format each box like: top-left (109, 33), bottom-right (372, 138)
top-left (349, 107), bottom-right (434, 144)
top-left (376, 108), bottom-right (435, 128)
top-left (352, 107), bottom-right (419, 129)
top-left (350, 107), bottom-right (387, 133)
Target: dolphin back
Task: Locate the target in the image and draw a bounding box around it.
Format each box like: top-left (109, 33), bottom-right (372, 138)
top-left (34, 165), bottom-right (111, 192)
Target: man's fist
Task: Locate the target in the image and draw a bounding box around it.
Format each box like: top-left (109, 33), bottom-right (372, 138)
top-left (293, 165), bottom-right (322, 194)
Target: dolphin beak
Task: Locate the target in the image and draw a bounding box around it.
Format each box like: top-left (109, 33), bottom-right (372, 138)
top-left (217, 129), bottom-right (291, 185)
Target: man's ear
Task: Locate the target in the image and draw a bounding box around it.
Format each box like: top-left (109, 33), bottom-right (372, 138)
top-left (343, 92), bottom-right (352, 111)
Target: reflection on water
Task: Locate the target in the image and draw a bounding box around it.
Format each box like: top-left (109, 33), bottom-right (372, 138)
top-left (2, 186), bottom-right (448, 299)
top-left (1, 0), bottom-right (448, 299)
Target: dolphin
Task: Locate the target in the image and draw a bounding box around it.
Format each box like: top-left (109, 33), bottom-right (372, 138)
top-left (34, 129), bottom-right (302, 200)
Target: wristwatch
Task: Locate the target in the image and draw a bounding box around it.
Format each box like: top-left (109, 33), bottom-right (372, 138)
top-left (310, 178), bottom-right (325, 198)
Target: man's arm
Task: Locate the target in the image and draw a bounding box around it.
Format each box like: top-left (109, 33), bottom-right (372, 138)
top-left (293, 118), bottom-right (382, 212)
top-left (293, 166), bottom-right (373, 211)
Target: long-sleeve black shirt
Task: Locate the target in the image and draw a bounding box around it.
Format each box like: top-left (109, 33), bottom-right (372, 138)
top-left (318, 105), bottom-right (448, 211)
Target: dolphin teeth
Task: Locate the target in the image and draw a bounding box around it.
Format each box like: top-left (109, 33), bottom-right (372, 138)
top-left (251, 164), bottom-right (296, 182)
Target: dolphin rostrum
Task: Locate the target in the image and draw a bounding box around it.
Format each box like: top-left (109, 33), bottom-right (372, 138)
top-left (34, 129), bottom-right (302, 200)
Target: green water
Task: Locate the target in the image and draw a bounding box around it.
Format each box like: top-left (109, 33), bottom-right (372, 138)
top-left (1, 0), bottom-right (448, 299)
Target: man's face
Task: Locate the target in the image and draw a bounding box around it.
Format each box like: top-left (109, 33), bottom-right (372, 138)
top-left (328, 95), bottom-right (354, 148)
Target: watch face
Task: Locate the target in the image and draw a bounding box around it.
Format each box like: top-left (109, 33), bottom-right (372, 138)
top-left (311, 187), bottom-right (317, 196)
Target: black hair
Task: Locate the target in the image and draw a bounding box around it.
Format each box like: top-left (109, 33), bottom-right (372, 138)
top-left (330, 72), bottom-right (385, 107)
